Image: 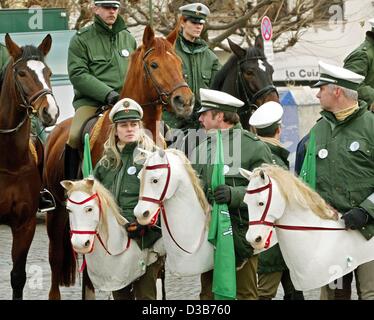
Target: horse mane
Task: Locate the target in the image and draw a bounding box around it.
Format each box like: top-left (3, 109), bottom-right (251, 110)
top-left (254, 164), bottom-right (337, 220)
top-left (66, 179), bottom-right (127, 242)
top-left (166, 149), bottom-right (211, 216)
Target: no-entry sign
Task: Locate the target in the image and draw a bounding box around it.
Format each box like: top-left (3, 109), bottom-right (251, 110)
top-left (261, 16), bottom-right (273, 41)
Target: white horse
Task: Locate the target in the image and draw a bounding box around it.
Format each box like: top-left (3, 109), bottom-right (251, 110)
top-left (134, 148), bottom-right (214, 276)
top-left (61, 178), bottom-right (165, 292)
top-left (240, 164), bottom-right (374, 291)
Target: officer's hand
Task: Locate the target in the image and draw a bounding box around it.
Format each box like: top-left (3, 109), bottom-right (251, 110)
top-left (214, 185), bottom-right (231, 204)
top-left (106, 90), bottom-right (120, 106)
top-left (125, 222), bottom-right (147, 239)
top-left (341, 207), bottom-right (369, 230)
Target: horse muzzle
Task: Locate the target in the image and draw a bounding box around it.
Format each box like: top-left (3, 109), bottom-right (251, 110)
top-left (71, 234), bottom-right (95, 254)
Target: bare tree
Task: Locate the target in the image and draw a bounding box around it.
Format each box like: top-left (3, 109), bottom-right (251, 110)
top-left (1, 0), bottom-right (337, 53)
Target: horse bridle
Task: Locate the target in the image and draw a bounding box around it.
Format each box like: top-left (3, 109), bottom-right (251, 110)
top-left (142, 47), bottom-right (189, 107)
top-left (0, 56), bottom-right (54, 134)
top-left (67, 193), bottom-right (131, 260)
top-left (237, 55), bottom-right (278, 114)
top-left (246, 176), bottom-right (346, 233)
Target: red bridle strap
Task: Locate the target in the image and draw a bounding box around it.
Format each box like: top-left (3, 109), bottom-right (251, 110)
top-left (246, 179), bottom-right (346, 231)
top-left (139, 155), bottom-right (194, 254)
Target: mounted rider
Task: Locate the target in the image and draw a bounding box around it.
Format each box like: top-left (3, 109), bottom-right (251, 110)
top-left (65, 0), bottom-right (137, 180)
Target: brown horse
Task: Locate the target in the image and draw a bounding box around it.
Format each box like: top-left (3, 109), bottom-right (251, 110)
top-left (43, 25), bottom-right (194, 299)
top-left (0, 34), bottom-right (59, 300)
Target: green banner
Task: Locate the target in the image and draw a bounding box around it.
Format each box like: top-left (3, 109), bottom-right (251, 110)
top-left (208, 130), bottom-right (236, 300)
top-left (82, 133), bottom-right (93, 178)
top-left (300, 129), bottom-right (316, 189)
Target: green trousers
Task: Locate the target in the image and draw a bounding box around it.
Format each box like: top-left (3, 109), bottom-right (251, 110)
top-left (200, 255), bottom-right (258, 300)
top-left (112, 257), bottom-right (164, 300)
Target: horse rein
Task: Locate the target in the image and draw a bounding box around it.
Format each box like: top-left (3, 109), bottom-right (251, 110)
top-left (142, 47), bottom-right (189, 107)
top-left (246, 176), bottom-right (346, 232)
top-left (237, 55), bottom-right (278, 114)
top-left (67, 193), bottom-right (131, 261)
top-left (139, 153), bottom-right (206, 254)
top-left (0, 56), bottom-right (54, 134)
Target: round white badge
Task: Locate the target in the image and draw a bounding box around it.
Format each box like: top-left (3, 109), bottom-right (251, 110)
top-left (121, 49), bottom-right (129, 57)
top-left (224, 165), bottom-right (230, 174)
top-left (318, 149), bottom-right (328, 159)
top-left (350, 141), bottom-right (360, 152)
top-left (127, 166), bottom-right (137, 175)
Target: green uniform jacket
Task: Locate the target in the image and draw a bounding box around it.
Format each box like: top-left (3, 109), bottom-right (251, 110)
top-left (163, 34), bottom-right (221, 129)
top-left (93, 143), bottom-right (161, 249)
top-left (191, 124), bottom-right (273, 266)
top-left (305, 102), bottom-right (374, 240)
top-left (0, 43), bottom-right (9, 71)
top-left (258, 143), bottom-right (289, 274)
top-left (68, 15), bottom-right (137, 109)
top-left (344, 32), bottom-right (374, 107)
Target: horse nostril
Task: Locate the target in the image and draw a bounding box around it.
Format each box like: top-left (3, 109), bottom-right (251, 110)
top-left (84, 240), bottom-right (90, 248)
top-left (143, 211), bottom-right (150, 218)
top-left (255, 236), bottom-right (262, 243)
top-left (172, 95), bottom-right (184, 109)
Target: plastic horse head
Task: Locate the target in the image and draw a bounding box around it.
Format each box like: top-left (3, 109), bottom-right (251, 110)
top-left (240, 165), bottom-right (374, 291)
top-left (61, 177), bottom-right (164, 291)
top-left (211, 36), bottom-right (279, 131)
top-left (134, 148), bottom-right (214, 276)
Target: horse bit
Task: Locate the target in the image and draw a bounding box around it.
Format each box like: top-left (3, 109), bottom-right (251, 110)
top-left (0, 56), bottom-right (54, 134)
top-left (142, 47), bottom-right (189, 107)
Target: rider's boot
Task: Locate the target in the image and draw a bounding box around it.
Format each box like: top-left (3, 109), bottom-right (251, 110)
top-left (64, 144), bottom-right (80, 180)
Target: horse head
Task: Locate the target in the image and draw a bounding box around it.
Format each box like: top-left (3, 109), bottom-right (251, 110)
top-left (4, 34), bottom-right (59, 127)
top-left (240, 167), bottom-right (285, 250)
top-left (61, 178), bottom-right (101, 254)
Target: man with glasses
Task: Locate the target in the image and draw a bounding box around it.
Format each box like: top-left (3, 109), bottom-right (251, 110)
top-left (65, 0), bottom-right (137, 180)
top-left (163, 3), bottom-right (221, 131)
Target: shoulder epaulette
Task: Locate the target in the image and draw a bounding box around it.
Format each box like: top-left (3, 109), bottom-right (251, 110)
top-left (243, 130), bottom-right (259, 141)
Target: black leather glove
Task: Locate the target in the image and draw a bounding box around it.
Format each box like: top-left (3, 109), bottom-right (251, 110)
top-left (341, 207), bottom-right (369, 230)
top-left (125, 222), bottom-right (147, 239)
top-left (105, 90), bottom-right (120, 106)
top-left (214, 185), bottom-right (231, 204)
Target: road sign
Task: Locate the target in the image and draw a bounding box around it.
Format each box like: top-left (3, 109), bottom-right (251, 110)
top-left (261, 16), bottom-right (273, 41)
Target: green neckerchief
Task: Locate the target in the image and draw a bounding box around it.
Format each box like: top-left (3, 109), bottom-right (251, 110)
top-left (300, 129), bottom-right (316, 189)
top-left (208, 129), bottom-right (236, 300)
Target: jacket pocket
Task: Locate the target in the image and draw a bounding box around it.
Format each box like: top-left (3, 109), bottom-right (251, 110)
top-left (348, 183), bottom-right (374, 207)
top-left (201, 69), bottom-right (212, 87)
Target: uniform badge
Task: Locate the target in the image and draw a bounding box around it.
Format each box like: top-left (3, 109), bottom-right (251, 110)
top-left (349, 141), bottom-right (360, 152)
top-left (127, 166), bottom-right (137, 175)
top-left (223, 165), bottom-right (230, 174)
top-left (121, 49), bottom-right (129, 57)
top-left (318, 148), bottom-right (328, 159)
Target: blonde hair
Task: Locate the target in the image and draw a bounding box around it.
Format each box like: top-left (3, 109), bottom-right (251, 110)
top-left (99, 121), bottom-right (155, 169)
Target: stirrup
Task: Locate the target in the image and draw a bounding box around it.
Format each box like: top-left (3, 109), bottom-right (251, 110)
top-left (38, 188), bottom-right (56, 213)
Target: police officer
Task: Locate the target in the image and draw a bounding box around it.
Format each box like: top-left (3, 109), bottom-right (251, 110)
top-left (66, 0), bottom-right (137, 180)
top-left (299, 61), bottom-right (374, 300)
top-left (344, 18), bottom-right (374, 109)
top-left (93, 98), bottom-right (163, 300)
top-left (191, 88), bottom-right (273, 300)
top-left (163, 3), bottom-right (221, 131)
top-left (249, 101), bottom-right (304, 300)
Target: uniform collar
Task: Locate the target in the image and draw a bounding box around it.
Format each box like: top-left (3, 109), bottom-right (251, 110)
top-left (94, 15), bottom-right (127, 35)
top-left (178, 33), bottom-right (208, 53)
top-left (321, 101), bottom-right (368, 125)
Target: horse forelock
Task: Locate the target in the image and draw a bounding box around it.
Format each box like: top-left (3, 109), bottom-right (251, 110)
top-left (20, 45), bottom-right (45, 62)
top-left (253, 165), bottom-right (337, 220)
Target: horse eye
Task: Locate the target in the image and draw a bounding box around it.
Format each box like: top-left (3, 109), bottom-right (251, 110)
top-left (245, 70), bottom-right (254, 76)
top-left (17, 70), bottom-right (26, 77)
top-left (152, 178), bottom-right (158, 184)
top-left (66, 208), bottom-right (72, 214)
top-left (86, 207), bottom-right (93, 213)
top-left (150, 62), bottom-right (158, 69)
top-left (258, 202), bottom-right (264, 206)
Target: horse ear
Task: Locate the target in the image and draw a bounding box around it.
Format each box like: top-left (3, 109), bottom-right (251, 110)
top-left (228, 38), bottom-right (246, 60)
top-left (85, 177), bottom-right (95, 188)
top-left (137, 147), bottom-right (153, 158)
top-left (158, 148), bottom-right (166, 158)
top-left (143, 25), bottom-right (155, 50)
top-left (38, 34), bottom-right (52, 57)
top-left (259, 170), bottom-right (265, 180)
top-left (5, 33), bottom-right (22, 58)
top-left (60, 180), bottom-right (74, 191)
top-left (166, 17), bottom-right (182, 46)
top-left (239, 168), bottom-right (252, 181)
top-left (254, 34), bottom-right (264, 54)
